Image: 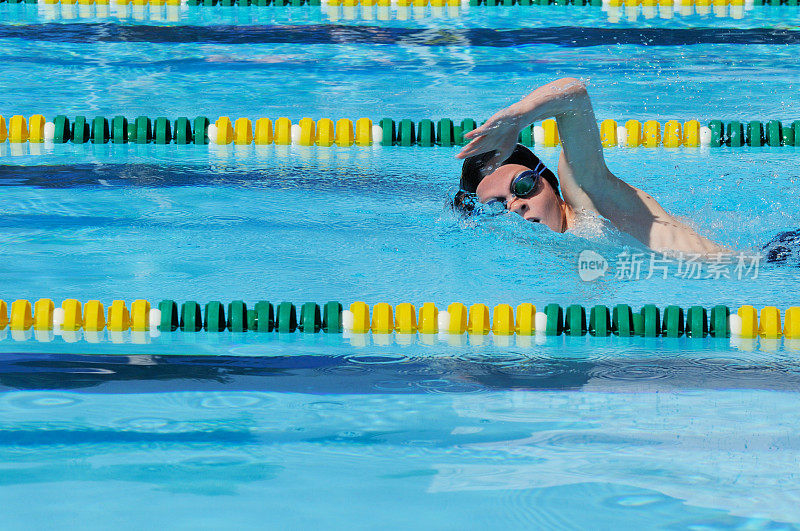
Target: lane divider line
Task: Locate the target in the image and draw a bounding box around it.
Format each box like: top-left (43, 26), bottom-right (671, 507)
top-left (2, 115), bottom-right (799, 148)
top-left (4, 299), bottom-right (800, 341)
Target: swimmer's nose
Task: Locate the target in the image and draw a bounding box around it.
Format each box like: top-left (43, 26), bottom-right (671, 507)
top-left (508, 197), bottom-right (527, 216)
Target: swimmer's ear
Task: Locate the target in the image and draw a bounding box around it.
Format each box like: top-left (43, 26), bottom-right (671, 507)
top-left (451, 190), bottom-right (477, 216)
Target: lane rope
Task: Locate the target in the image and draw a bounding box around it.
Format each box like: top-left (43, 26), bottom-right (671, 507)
top-left (2, 115), bottom-right (799, 148)
top-left (4, 0), bottom-right (787, 6)
top-left (2, 299), bottom-right (799, 344)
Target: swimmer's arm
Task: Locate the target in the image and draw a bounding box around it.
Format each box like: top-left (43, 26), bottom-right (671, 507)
top-left (457, 77), bottom-right (599, 170)
top-left (458, 77), bottom-right (724, 253)
top-left (558, 157), bottom-right (727, 254)
top-left (541, 81), bottom-right (726, 254)
top-left (457, 77), bottom-right (616, 197)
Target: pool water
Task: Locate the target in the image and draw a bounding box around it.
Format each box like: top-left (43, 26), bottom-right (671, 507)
top-left (2, 6), bottom-right (800, 528)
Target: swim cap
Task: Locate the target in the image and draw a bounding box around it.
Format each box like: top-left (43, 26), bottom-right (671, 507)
top-left (459, 144), bottom-right (560, 197)
top-left (763, 229), bottom-right (800, 264)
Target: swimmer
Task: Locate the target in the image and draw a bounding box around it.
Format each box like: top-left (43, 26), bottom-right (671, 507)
top-left (454, 77), bottom-right (727, 255)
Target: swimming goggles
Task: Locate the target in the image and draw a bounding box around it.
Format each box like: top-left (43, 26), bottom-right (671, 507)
top-left (510, 169), bottom-right (543, 198)
top-left (479, 166), bottom-right (545, 216)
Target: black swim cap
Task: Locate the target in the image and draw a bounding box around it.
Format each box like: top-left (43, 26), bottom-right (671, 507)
top-left (763, 229), bottom-right (800, 264)
top-left (459, 144), bottom-right (560, 196)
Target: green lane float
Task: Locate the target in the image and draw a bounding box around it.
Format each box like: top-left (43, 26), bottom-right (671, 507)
top-left (205, 301), bottom-right (226, 332)
top-left (72, 116), bottom-right (89, 144)
top-left (456, 118), bottom-right (476, 146)
top-left (277, 301), bottom-right (298, 333)
top-left (544, 303), bottom-right (563, 336)
top-left (254, 301), bottom-right (274, 332)
top-left (193, 116), bottom-right (210, 145)
top-left (662, 305), bottom-right (684, 338)
top-left (300, 302), bottom-right (322, 333)
top-left (564, 304), bottom-right (587, 337)
top-left (437, 119), bottom-right (454, 148)
top-left (111, 116), bottom-right (128, 144)
top-left (589, 305), bottom-right (611, 337)
top-left (379, 118), bottom-right (395, 147)
top-left (228, 300), bottom-right (248, 332)
top-left (710, 305), bottom-right (730, 338)
top-left (641, 304), bottom-right (660, 337)
top-left (158, 300), bottom-right (179, 332)
top-left (323, 301), bottom-right (343, 333)
top-left (747, 121), bottom-right (763, 147)
top-left (418, 119), bottom-right (435, 148)
top-left (174, 117), bottom-right (192, 145)
top-left (612, 304), bottom-right (634, 337)
top-left (92, 116), bottom-right (109, 144)
top-left (631, 313), bottom-right (645, 337)
top-left (154, 117), bottom-right (172, 145)
top-left (519, 125), bottom-right (534, 147)
top-left (180, 301), bottom-right (202, 332)
top-left (53, 115), bottom-right (70, 144)
top-left (727, 121), bottom-right (744, 147)
top-left (134, 116), bottom-right (152, 145)
top-left (687, 306), bottom-right (708, 337)
top-left (765, 120), bottom-right (782, 148)
top-left (708, 120), bottom-right (724, 147)
top-left (397, 119), bottom-right (415, 147)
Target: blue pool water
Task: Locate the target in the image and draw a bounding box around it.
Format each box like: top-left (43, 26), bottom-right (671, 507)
top-left (3, 6), bottom-right (800, 528)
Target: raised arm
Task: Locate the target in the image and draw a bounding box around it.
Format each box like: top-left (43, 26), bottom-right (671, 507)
top-left (456, 78), bottom-right (725, 254)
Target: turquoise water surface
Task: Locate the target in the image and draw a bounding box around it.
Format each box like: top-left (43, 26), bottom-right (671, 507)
top-left (2, 6), bottom-right (800, 528)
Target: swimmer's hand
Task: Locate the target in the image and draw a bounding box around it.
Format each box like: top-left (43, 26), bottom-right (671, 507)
top-left (455, 109), bottom-right (522, 174)
top-left (455, 77), bottom-right (587, 171)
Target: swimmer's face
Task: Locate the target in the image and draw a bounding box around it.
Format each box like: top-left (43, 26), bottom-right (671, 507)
top-left (475, 164), bottom-right (564, 232)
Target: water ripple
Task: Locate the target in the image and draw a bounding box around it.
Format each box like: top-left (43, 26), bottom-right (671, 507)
top-left (591, 362), bottom-right (672, 381)
top-left (7, 393), bottom-right (83, 409)
top-left (194, 393), bottom-right (272, 410)
top-left (344, 353), bottom-right (409, 365)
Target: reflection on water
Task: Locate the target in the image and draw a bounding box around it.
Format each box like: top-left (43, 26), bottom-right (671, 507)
top-left (1, 382), bottom-right (800, 526)
top-left (438, 389), bottom-right (800, 523)
top-left (0, 0), bottom-right (789, 25)
top-left (2, 351), bottom-right (800, 392)
top-left (5, 21), bottom-right (800, 46)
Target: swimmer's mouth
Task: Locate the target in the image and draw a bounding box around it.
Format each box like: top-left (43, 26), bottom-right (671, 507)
top-left (529, 217), bottom-right (541, 223)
